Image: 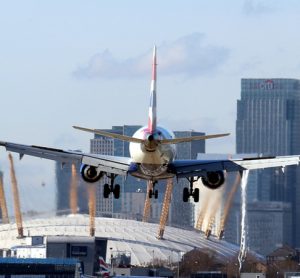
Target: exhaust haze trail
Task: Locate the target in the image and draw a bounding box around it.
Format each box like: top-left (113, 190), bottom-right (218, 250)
top-left (218, 173), bottom-right (241, 237)
top-left (195, 186), bottom-right (210, 230)
top-left (205, 187), bottom-right (223, 236)
top-left (238, 170), bottom-right (249, 271)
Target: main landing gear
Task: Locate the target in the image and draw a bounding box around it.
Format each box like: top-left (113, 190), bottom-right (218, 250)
top-left (183, 177), bottom-right (199, 202)
top-left (103, 174), bottom-right (120, 199)
top-left (148, 181), bottom-right (158, 199)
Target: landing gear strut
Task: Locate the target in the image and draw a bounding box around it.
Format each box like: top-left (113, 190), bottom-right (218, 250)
top-left (103, 174), bottom-right (120, 199)
top-left (148, 181), bottom-right (158, 199)
top-left (183, 177), bottom-right (199, 202)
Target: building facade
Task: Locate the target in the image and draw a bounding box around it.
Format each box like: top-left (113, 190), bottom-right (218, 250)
top-left (236, 78), bottom-right (300, 251)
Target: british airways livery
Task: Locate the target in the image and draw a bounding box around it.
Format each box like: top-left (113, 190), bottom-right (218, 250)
top-left (1, 46), bottom-right (300, 202)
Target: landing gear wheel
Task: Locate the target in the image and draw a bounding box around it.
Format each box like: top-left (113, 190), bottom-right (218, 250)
top-left (149, 189), bottom-right (153, 198)
top-left (103, 183), bottom-right (110, 198)
top-left (193, 188), bottom-right (199, 202)
top-left (183, 187), bottom-right (189, 202)
top-left (113, 184), bottom-right (120, 199)
top-left (154, 190), bottom-right (158, 199)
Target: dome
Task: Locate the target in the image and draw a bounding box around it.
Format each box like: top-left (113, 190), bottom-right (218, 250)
top-left (0, 215), bottom-right (247, 265)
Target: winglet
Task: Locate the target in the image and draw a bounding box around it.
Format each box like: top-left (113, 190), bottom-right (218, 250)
top-left (148, 46), bottom-right (157, 134)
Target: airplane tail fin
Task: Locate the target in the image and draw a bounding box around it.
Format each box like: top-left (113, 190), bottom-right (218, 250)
top-left (148, 45), bottom-right (157, 134)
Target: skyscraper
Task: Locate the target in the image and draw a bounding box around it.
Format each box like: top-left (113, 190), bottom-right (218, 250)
top-left (236, 78), bottom-right (300, 251)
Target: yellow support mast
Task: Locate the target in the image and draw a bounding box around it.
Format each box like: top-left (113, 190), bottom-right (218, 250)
top-left (8, 153), bottom-right (24, 238)
top-left (157, 178), bottom-right (173, 239)
top-left (88, 184), bottom-right (96, 236)
top-left (70, 163), bottom-right (78, 214)
top-left (142, 181), bottom-right (153, 222)
top-left (0, 172), bottom-right (9, 224)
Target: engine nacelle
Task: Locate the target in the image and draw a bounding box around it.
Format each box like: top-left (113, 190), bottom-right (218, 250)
top-left (201, 171), bottom-right (225, 190)
top-left (80, 164), bottom-right (104, 183)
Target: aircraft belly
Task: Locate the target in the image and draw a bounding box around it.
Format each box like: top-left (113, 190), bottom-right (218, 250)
top-left (130, 167), bottom-right (174, 180)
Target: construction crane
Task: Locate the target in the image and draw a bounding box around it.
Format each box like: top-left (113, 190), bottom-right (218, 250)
top-left (70, 163), bottom-right (78, 214)
top-left (142, 181), bottom-right (153, 222)
top-left (8, 153), bottom-right (24, 238)
top-left (88, 184), bottom-right (96, 237)
top-left (0, 171), bottom-right (9, 224)
top-left (157, 178), bottom-right (173, 239)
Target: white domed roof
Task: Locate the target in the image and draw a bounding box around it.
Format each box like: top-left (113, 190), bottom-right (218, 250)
top-left (0, 215), bottom-right (243, 265)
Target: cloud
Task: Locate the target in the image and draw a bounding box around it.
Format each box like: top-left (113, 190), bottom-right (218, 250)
top-left (73, 33), bottom-right (230, 79)
top-left (242, 0), bottom-right (275, 16)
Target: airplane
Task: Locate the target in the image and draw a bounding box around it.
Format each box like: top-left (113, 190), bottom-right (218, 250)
top-left (1, 46), bottom-right (300, 203)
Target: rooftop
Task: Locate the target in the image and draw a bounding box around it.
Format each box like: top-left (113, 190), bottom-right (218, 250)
top-left (0, 215), bottom-right (260, 265)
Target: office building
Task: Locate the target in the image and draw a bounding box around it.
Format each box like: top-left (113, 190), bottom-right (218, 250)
top-left (236, 78), bottom-right (300, 251)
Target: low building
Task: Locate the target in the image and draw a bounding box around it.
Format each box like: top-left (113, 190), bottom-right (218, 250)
top-left (240, 273), bottom-right (265, 278)
top-left (0, 257), bottom-right (81, 277)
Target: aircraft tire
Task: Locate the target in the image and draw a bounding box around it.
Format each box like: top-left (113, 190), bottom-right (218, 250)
top-left (193, 188), bottom-right (199, 202)
top-left (154, 190), bottom-right (158, 199)
top-left (103, 183), bottom-right (110, 198)
top-left (113, 184), bottom-right (120, 199)
top-left (183, 187), bottom-right (189, 202)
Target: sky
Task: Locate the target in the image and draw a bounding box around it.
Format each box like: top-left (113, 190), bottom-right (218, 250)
top-left (1, 0), bottom-right (300, 214)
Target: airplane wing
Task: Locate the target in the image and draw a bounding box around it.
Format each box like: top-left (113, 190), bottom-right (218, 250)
top-left (170, 155), bottom-right (300, 178)
top-left (0, 141), bottom-right (131, 176)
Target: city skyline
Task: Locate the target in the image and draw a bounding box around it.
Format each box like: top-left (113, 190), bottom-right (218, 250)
top-left (2, 0), bottom-right (300, 213)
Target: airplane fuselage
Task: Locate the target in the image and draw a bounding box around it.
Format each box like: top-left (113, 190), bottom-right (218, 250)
top-left (129, 125), bottom-right (176, 180)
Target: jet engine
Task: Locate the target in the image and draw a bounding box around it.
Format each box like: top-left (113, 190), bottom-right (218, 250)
top-left (201, 171), bottom-right (225, 189)
top-left (80, 164), bottom-right (104, 183)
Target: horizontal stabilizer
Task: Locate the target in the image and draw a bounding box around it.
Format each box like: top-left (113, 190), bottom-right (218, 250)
top-left (73, 126), bottom-right (144, 144)
top-left (160, 133), bottom-right (230, 145)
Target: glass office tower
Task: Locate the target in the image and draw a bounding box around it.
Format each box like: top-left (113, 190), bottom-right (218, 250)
top-left (236, 78), bottom-right (300, 250)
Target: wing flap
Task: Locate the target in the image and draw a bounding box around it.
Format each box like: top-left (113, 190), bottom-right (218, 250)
top-left (171, 155), bottom-right (300, 178)
top-left (235, 156), bottom-right (300, 170)
top-left (82, 155), bottom-right (131, 176)
top-left (170, 160), bottom-right (243, 178)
